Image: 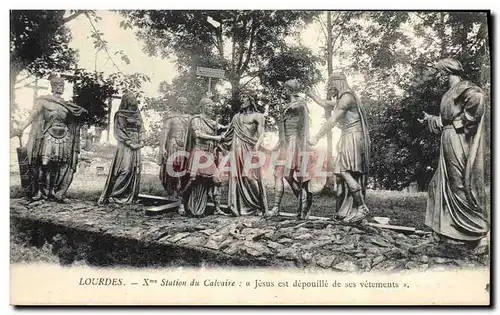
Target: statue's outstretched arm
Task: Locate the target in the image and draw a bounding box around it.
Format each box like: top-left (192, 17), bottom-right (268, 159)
top-left (306, 89), bottom-right (336, 108)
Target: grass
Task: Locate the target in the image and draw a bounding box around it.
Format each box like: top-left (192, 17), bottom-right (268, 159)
top-left (304, 190), bottom-right (428, 230)
top-left (10, 173), bottom-right (166, 201)
top-left (10, 221), bottom-right (60, 264)
top-left (10, 170), bottom-right (430, 230)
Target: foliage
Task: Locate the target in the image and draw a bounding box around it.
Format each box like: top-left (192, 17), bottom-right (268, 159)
top-left (120, 10), bottom-right (320, 115)
top-left (9, 10), bottom-right (83, 113)
top-left (83, 11), bottom-right (151, 101)
top-left (108, 72), bottom-right (151, 101)
top-left (10, 10), bottom-right (80, 78)
top-left (343, 11), bottom-right (490, 190)
top-left (259, 45), bottom-right (322, 91)
top-left (10, 10), bottom-right (151, 133)
top-left (69, 69), bottom-right (118, 127)
top-left (258, 44), bottom-right (323, 129)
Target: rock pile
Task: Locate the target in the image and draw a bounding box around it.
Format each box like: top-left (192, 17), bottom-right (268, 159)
top-left (10, 198), bottom-right (489, 271)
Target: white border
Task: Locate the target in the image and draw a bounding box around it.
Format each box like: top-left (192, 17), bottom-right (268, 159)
top-left (2, 1), bottom-right (498, 314)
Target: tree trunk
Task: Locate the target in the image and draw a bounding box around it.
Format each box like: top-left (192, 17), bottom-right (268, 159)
top-left (10, 61), bottom-right (22, 110)
top-left (81, 125), bottom-right (89, 150)
top-left (229, 77), bottom-right (241, 116)
top-left (438, 12), bottom-right (447, 56)
top-left (460, 21), bottom-right (468, 58)
top-left (321, 11), bottom-right (335, 195)
top-left (94, 126), bottom-right (103, 144)
top-left (106, 98), bottom-right (112, 143)
top-left (477, 23), bottom-right (489, 87)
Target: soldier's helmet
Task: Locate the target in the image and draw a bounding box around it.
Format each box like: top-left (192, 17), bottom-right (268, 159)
top-left (284, 79), bottom-right (303, 95)
top-left (48, 73), bottom-right (65, 92)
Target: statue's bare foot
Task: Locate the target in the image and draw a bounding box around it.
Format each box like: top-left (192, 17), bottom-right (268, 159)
top-left (297, 210), bottom-right (310, 220)
top-left (343, 205), bottom-right (369, 224)
top-left (177, 203), bottom-right (186, 215)
top-left (214, 207), bottom-right (229, 216)
top-left (472, 241), bottom-right (488, 256)
top-left (431, 232), bottom-right (441, 243)
top-left (301, 205), bottom-right (312, 220)
top-left (472, 246), bottom-right (487, 256)
top-left (31, 192), bottom-right (43, 201)
top-left (336, 210), bottom-right (349, 221)
top-left (264, 207), bottom-right (279, 218)
top-left (331, 215), bottom-right (341, 223)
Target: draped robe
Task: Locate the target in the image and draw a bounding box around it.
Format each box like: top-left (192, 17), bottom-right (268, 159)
top-left (220, 113), bottom-right (268, 216)
top-left (182, 114), bottom-right (220, 216)
top-left (425, 80), bottom-right (489, 241)
top-left (98, 109), bottom-right (144, 205)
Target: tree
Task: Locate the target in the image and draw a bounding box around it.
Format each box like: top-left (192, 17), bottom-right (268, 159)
top-left (258, 44), bottom-right (322, 127)
top-left (155, 72), bottom-right (225, 117)
top-left (343, 11), bottom-right (490, 190)
top-left (10, 10), bottom-right (90, 107)
top-left (140, 43), bottom-right (322, 149)
top-left (120, 10), bottom-right (319, 114)
top-left (10, 10), bottom-right (152, 144)
top-left (68, 69), bottom-right (118, 127)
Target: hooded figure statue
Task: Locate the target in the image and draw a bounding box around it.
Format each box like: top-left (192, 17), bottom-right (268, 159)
top-left (98, 91), bottom-right (144, 205)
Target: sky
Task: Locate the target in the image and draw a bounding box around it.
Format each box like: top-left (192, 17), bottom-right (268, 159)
top-left (12, 10), bottom-right (348, 149)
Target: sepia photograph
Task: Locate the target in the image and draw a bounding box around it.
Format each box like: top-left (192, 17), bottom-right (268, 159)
top-left (8, 7), bottom-right (492, 306)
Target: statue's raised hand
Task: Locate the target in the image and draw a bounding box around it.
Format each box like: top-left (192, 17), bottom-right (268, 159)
top-left (417, 111), bottom-right (431, 124)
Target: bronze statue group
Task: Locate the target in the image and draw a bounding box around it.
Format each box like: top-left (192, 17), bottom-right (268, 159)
top-left (14, 57), bottom-right (490, 253)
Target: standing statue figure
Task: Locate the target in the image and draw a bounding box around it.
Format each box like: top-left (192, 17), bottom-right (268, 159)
top-left (98, 92), bottom-right (144, 205)
top-left (181, 97), bottom-right (226, 217)
top-left (219, 94), bottom-right (268, 216)
top-left (307, 72), bottom-right (371, 224)
top-left (419, 58), bottom-right (489, 251)
top-left (15, 73), bottom-right (87, 202)
top-left (158, 96), bottom-right (191, 199)
top-left (266, 79), bottom-right (314, 220)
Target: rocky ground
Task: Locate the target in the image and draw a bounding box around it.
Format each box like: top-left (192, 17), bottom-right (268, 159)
top-left (10, 198), bottom-right (489, 272)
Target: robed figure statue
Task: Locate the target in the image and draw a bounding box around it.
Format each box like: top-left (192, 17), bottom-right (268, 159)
top-left (307, 72), bottom-right (371, 224)
top-left (181, 97), bottom-right (226, 217)
top-left (98, 92), bottom-right (144, 205)
top-left (16, 74), bottom-right (87, 202)
top-left (219, 94), bottom-right (269, 216)
top-left (419, 58), bottom-right (489, 251)
top-left (158, 96), bottom-right (191, 199)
